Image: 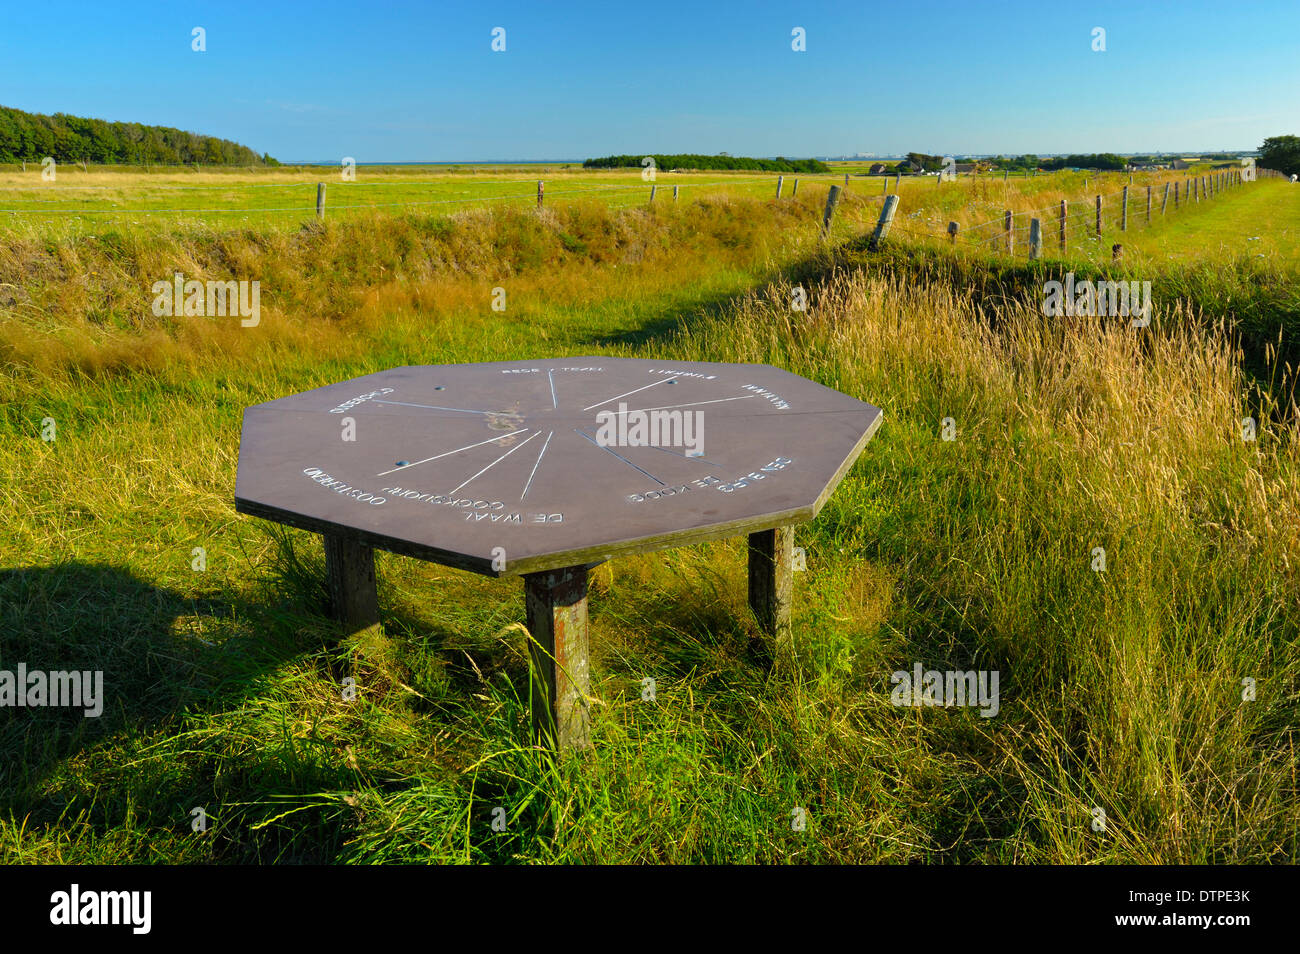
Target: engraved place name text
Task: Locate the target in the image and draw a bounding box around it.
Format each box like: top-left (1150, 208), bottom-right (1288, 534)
top-left (328, 387), bottom-right (394, 414)
top-left (718, 456), bottom-right (793, 493)
top-left (739, 384), bottom-right (791, 410)
top-left (302, 467), bottom-right (387, 503)
top-left (381, 485), bottom-right (561, 524)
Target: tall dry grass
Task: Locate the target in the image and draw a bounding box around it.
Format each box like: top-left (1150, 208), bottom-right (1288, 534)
top-left (669, 266), bottom-right (1300, 861)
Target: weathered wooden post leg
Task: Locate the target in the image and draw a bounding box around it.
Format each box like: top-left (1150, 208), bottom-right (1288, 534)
top-left (524, 566), bottom-right (591, 751)
top-left (323, 533), bottom-right (380, 631)
top-left (748, 526), bottom-right (794, 641)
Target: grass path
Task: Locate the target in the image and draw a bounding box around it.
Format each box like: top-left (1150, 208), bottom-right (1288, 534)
top-left (1118, 176), bottom-right (1300, 264)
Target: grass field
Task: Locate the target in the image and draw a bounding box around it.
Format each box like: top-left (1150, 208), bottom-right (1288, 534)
top-left (1, 165), bottom-right (1297, 863)
top-left (0, 164), bottom-right (853, 236)
top-left (0, 161), bottom-right (1228, 237)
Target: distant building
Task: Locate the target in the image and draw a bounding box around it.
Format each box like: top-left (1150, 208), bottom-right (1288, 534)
top-left (1170, 159), bottom-right (1193, 169)
top-left (868, 162), bottom-right (888, 175)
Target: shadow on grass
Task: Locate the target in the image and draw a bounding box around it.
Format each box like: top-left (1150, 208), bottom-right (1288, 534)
top-left (0, 560), bottom-right (380, 861)
top-left (577, 251), bottom-right (827, 350)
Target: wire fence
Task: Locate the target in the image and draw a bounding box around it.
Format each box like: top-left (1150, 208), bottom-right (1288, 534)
top-left (0, 174), bottom-right (806, 218)
top-left (884, 167), bottom-right (1260, 261)
top-left (0, 166), bottom-right (1277, 247)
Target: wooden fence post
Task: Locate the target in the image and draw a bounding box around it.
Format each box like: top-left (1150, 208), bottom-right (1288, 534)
top-left (1174, 181), bottom-right (1180, 209)
top-left (1095, 194), bottom-right (1102, 236)
top-left (673, 185), bottom-right (679, 201)
top-left (1121, 185), bottom-right (1128, 231)
top-left (947, 221), bottom-right (959, 244)
top-left (792, 178), bottom-right (799, 196)
top-left (894, 174), bottom-right (900, 191)
top-left (1028, 218), bottom-right (1042, 260)
top-left (537, 180), bottom-right (544, 208)
top-left (1112, 243), bottom-right (1123, 262)
top-left (882, 177), bottom-right (888, 195)
top-left (1058, 200), bottom-right (1067, 251)
top-left (821, 184), bottom-right (842, 239)
top-left (649, 185), bottom-right (656, 202)
top-left (1161, 182), bottom-right (1170, 214)
top-left (316, 183), bottom-right (326, 220)
top-left (1146, 184), bottom-right (1152, 223)
top-left (844, 173), bottom-right (850, 189)
top-left (1004, 209), bottom-right (1014, 254)
top-left (869, 194), bottom-right (899, 250)
top-left (776, 175), bottom-right (784, 198)
top-left (1003, 168), bottom-right (1008, 182)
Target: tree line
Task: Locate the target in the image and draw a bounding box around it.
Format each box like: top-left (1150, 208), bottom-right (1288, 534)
top-left (583, 153), bottom-right (830, 173)
top-left (0, 105), bottom-right (277, 166)
top-left (986, 153), bottom-right (1126, 171)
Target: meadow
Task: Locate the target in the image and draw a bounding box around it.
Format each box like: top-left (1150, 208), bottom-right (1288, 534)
top-left (0, 164), bottom-right (1296, 863)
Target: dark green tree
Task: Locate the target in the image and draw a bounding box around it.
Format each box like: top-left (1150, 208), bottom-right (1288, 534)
top-left (1259, 135), bottom-right (1300, 177)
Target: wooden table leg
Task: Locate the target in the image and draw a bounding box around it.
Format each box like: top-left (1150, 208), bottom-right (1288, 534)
top-left (748, 526), bottom-right (794, 641)
top-left (323, 533), bottom-right (380, 632)
top-left (524, 565), bottom-right (592, 751)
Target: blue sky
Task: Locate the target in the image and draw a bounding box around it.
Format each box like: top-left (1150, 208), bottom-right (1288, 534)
top-left (1, 0), bottom-right (1295, 161)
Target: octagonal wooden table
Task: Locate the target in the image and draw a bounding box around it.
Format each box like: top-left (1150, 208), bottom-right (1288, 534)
top-left (235, 357), bottom-right (882, 750)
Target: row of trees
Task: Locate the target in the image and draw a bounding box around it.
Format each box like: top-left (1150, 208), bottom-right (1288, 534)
top-left (1259, 136), bottom-right (1300, 177)
top-left (583, 153), bottom-right (830, 173)
top-left (1040, 153), bottom-right (1126, 171)
top-left (986, 153), bottom-right (1124, 171)
top-left (0, 105), bottom-right (276, 166)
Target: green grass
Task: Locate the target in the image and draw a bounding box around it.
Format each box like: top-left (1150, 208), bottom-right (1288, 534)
top-left (1, 178), bottom-right (1296, 864)
top-left (0, 163), bottom-right (862, 237)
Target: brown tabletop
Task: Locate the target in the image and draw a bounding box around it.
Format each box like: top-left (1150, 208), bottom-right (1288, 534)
top-left (235, 357), bottom-right (883, 577)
